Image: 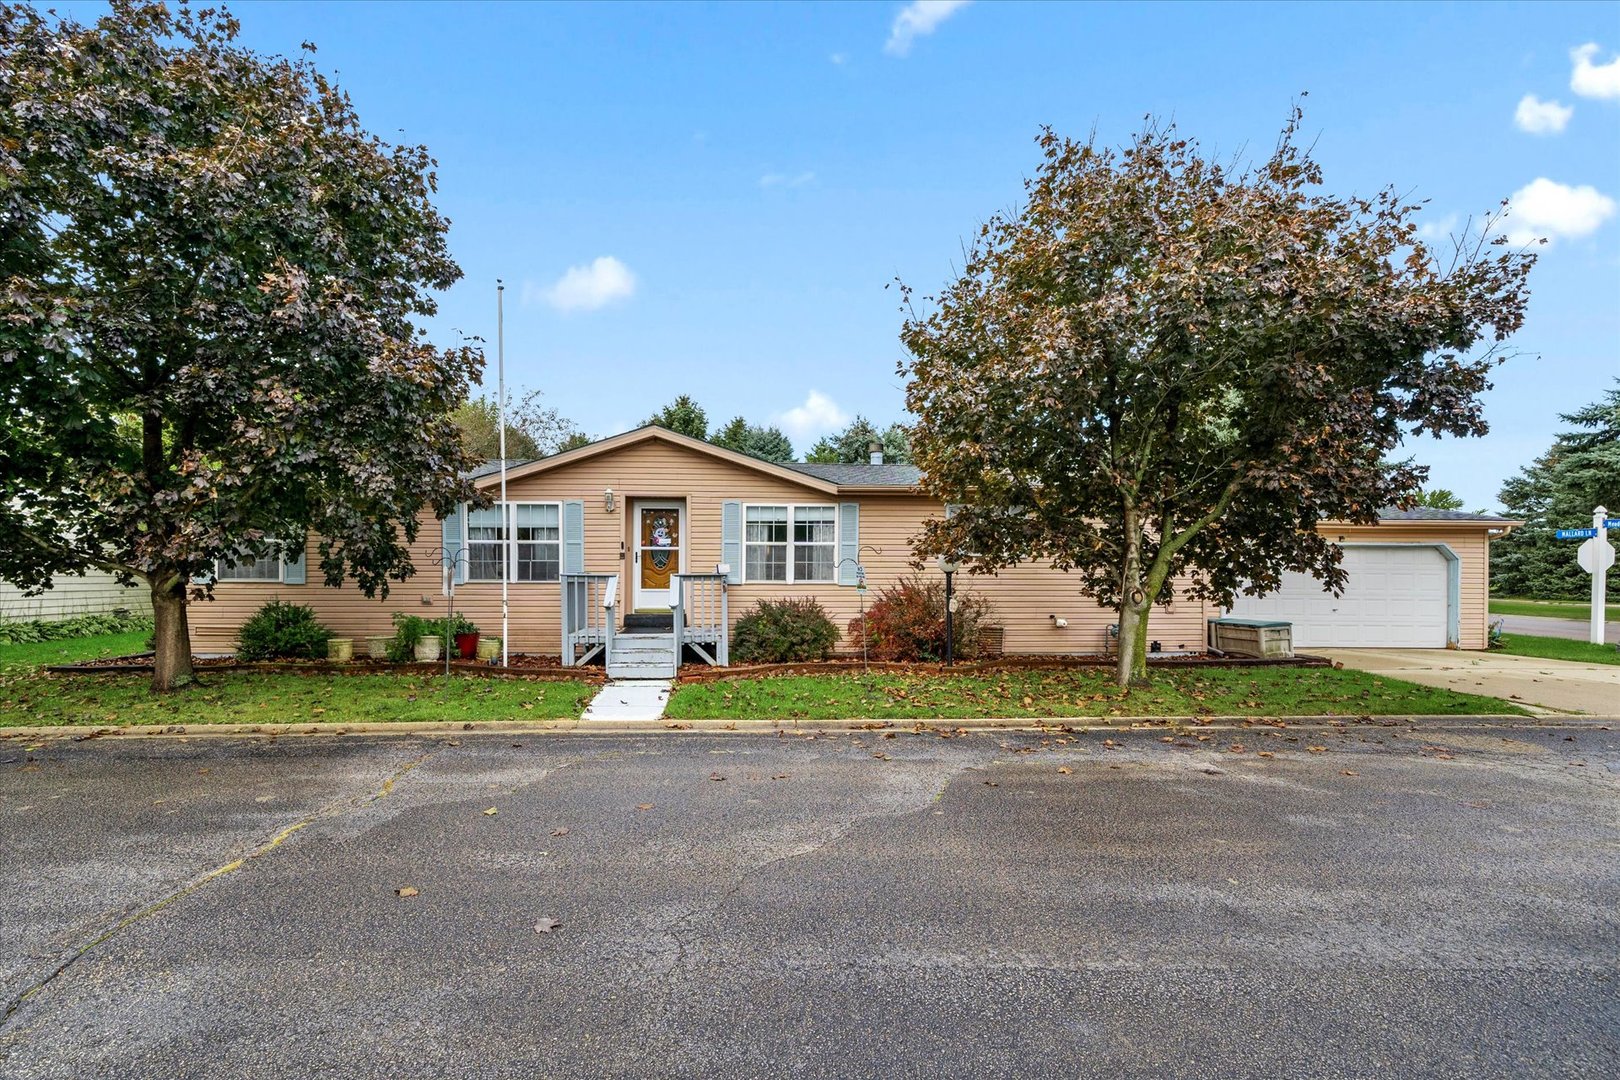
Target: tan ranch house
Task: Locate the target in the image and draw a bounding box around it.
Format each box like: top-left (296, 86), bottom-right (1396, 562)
top-left (192, 425), bottom-right (1516, 675)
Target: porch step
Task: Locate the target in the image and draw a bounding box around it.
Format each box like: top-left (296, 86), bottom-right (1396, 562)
top-left (623, 612), bottom-right (674, 632)
top-left (607, 631), bottom-right (677, 679)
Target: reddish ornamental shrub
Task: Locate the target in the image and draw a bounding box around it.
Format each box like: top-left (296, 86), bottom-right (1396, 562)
top-left (846, 574), bottom-right (994, 662)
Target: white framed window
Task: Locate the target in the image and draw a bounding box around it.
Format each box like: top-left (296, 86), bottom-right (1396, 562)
top-left (216, 552), bottom-right (282, 582)
top-left (744, 504), bottom-right (837, 584)
top-left (466, 502), bottom-right (561, 583)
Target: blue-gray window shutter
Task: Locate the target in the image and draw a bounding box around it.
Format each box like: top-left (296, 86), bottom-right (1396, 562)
top-left (562, 500), bottom-right (585, 576)
top-left (444, 504), bottom-right (467, 585)
top-left (281, 544), bottom-right (306, 585)
top-left (838, 502), bottom-right (860, 585)
top-left (721, 501), bottom-right (743, 584)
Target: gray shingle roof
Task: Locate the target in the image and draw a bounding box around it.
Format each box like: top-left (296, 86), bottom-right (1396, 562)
top-left (1375, 507), bottom-right (1515, 523)
top-left (466, 458), bottom-right (537, 481)
top-left (784, 462), bottom-right (923, 487)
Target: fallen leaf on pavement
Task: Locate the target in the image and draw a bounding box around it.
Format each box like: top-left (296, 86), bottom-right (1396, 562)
top-left (709, 773), bottom-right (725, 781)
top-left (1341, 770), bottom-right (1359, 776)
top-left (534, 917), bottom-right (561, 934)
top-left (482, 807), bottom-right (499, 816)
top-left (636, 803), bottom-right (654, 810)
top-left (1257, 751), bottom-right (1275, 758)
top-left (551, 826), bottom-right (569, 837)
top-left (1307, 746), bottom-right (1327, 753)
top-left (1057, 766), bottom-right (1072, 774)
top-left (396, 886), bottom-right (419, 898)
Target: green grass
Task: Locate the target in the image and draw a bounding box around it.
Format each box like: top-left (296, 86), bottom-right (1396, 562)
top-left (1490, 597), bottom-right (1620, 621)
top-left (0, 631), bottom-right (152, 673)
top-left (0, 669), bottom-right (595, 728)
top-left (1494, 634), bottom-right (1620, 666)
top-left (664, 666), bottom-right (1525, 721)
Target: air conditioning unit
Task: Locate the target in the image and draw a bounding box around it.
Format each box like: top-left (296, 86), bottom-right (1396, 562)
top-left (1208, 618), bottom-right (1293, 658)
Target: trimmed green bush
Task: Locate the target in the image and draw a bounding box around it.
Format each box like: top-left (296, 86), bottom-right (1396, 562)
top-left (732, 597), bottom-right (840, 663)
top-left (0, 609), bottom-right (153, 645)
top-left (237, 600), bottom-right (333, 662)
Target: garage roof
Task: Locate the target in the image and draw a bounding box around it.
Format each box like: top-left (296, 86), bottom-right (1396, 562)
top-left (1376, 508), bottom-right (1517, 523)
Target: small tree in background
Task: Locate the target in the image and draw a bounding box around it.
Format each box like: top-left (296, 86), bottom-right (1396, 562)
top-left (645, 394), bottom-right (709, 440)
top-left (0, 3), bottom-right (483, 690)
top-left (1493, 382), bottom-right (1620, 600)
top-left (902, 110), bottom-right (1534, 686)
top-left (806, 417), bottom-right (912, 464)
top-left (1413, 488), bottom-right (1467, 511)
top-left (712, 417), bottom-right (796, 463)
top-left (453, 388), bottom-right (582, 462)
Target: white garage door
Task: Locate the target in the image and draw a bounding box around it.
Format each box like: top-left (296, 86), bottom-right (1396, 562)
top-left (1226, 546), bottom-right (1449, 648)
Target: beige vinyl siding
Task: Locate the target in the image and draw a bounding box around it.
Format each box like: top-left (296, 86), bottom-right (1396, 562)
top-left (189, 432), bottom-right (1500, 656)
top-left (0, 574), bottom-right (152, 623)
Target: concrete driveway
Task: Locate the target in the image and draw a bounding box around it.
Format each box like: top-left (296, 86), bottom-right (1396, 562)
top-left (1321, 647), bottom-right (1620, 714)
top-left (1, 727), bottom-right (1617, 1079)
top-left (1497, 613), bottom-right (1620, 644)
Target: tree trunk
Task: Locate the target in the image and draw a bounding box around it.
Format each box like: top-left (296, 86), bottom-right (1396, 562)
top-left (149, 574), bottom-right (195, 693)
top-left (1115, 600), bottom-right (1152, 688)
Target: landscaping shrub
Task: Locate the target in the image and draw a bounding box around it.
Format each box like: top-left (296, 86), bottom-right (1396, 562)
top-left (731, 598), bottom-right (840, 663)
top-left (237, 600), bottom-right (333, 662)
top-left (0, 609), bottom-right (153, 645)
top-left (387, 613), bottom-right (435, 662)
top-left (846, 574), bottom-right (995, 662)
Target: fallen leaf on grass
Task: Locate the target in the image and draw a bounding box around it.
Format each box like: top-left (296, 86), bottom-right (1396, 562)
top-left (482, 807), bottom-right (499, 816)
top-left (396, 886), bottom-right (419, 898)
top-left (534, 917), bottom-right (561, 934)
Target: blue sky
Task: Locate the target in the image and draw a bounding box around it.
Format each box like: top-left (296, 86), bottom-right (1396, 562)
top-left (71, 1), bottom-right (1620, 511)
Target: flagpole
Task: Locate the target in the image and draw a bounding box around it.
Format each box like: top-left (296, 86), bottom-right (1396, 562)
top-left (497, 280), bottom-right (510, 668)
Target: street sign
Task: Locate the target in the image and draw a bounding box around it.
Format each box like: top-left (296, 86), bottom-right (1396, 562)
top-left (1607, 519), bottom-right (1620, 528)
top-left (1556, 528), bottom-right (1598, 539)
top-left (1577, 537), bottom-right (1615, 574)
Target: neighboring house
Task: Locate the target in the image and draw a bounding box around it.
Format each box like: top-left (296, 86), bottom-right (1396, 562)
top-left (0, 572), bottom-right (151, 623)
top-left (189, 425), bottom-right (1517, 666)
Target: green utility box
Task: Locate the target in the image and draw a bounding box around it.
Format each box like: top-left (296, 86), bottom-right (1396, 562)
top-left (1208, 618), bottom-right (1294, 659)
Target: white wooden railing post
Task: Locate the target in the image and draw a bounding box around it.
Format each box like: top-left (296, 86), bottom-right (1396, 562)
top-left (719, 579), bottom-right (729, 666)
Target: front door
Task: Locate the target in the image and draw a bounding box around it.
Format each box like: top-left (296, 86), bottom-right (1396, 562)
top-left (632, 501), bottom-right (683, 610)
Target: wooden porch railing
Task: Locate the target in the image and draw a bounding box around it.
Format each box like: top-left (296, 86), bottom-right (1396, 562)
top-left (561, 573), bottom-right (617, 666)
top-left (671, 572), bottom-right (728, 667)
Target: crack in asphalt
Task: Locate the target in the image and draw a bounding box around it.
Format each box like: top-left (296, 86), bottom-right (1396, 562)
top-left (0, 744), bottom-right (442, 1029)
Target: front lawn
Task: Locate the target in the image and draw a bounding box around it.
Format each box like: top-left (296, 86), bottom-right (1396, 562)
top-left (0, 631), bottom-right (153, 673)
top-left (0, 670), bottom-right (595, 728)
top-left (1490, 597), bottom-right (1620, 621)
top-left (664, 666), bottom-right (1525, 721)
top-left (1494, 634), bottom-right (1620, 666)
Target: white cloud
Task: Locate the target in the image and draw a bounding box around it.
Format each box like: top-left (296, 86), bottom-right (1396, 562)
top-left (777, 390), bottom-right (849, 443)
top-left (829, 52), bottom-right (849, 66)
top-left (526, 256), bottom-right (636, 312)
top-left (1496, 178), bottom-right (1617, 246)
top-left (1416, 213), bottom-right (1460, 241)
top-left (1514, 93), bottom-right (1573, 134)
top-left (1571, 42), bottom-right (1620, 99)
top-left (884, 0), bottom-right (971, 57)
top-left (759, 170), bottom-right (816, 189)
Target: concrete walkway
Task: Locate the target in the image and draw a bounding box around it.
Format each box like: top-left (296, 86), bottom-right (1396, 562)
top-left (1320, 647), bottom-right (1620, 715)
top-left (1497, 613), bottom-right (1619, 644)
top-left (579, 679), bottom-right (672, 722)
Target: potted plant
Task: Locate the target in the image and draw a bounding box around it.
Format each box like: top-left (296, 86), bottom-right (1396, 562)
top-left (366, 634), bottom-right (391, 660)
top-left (476, 636), bottom-right (501, 662)
top-left (447, 611), bottom-right (480, 660)
top-left (327, 637), bottom-right (354, 662)
top-left (389, 613), bottom-right (437, 663)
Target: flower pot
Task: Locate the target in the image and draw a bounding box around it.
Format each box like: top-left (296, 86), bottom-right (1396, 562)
top-left (476, 637), bottom-right (501, 662)
top-left (326, 638), bottom-right (354, 662)
top-left (413, 637), bottom-right (442, 663)
top-left (367, 635), bottom-right (391, 660)
top-left (454, 631), bottom-right (479, 660)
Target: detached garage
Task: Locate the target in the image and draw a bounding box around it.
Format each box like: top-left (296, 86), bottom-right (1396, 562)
top-left (1225, 510), bottom-right (1519, 650)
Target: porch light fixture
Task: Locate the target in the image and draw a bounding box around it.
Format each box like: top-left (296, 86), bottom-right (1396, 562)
top-left (603, 488), bottom-right (615, 513)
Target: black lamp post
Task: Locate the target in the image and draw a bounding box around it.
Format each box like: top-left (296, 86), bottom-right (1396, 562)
top-left (938, 556), bottom-right (959, 666)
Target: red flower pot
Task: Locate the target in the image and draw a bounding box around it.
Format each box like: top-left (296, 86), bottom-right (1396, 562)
top-left (455, 632), bottom-right (479, 660)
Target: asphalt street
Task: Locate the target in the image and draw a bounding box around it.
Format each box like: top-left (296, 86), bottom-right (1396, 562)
top-left (1498, 613), bottom-right (1620, 644)
top-left (1, 721), bottom-right (1617, 1079)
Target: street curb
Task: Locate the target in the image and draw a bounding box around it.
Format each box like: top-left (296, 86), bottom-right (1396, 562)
top-left (0, 713), bottom-right (1604, 742)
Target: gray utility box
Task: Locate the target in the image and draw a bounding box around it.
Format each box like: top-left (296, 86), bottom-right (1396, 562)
top-left (1208, 618), bottom-right (1294, 659)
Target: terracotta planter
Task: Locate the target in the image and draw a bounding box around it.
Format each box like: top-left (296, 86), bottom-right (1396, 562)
top-left (326, 638), bottom-right (354, 662)
top-left (413, 637), bottom-right (442, 663)
top-left (455, 631), bottom-right (479, 660)
top-left (476, 637), bottom-right (501, 662)
top-left (367, 635), bottom-right (391, 660)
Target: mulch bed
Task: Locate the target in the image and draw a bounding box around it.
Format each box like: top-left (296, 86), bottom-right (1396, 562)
top-left (41, 654), bottom-right (604, 684)
top-left (676, 652), bottom-right (1332, 683)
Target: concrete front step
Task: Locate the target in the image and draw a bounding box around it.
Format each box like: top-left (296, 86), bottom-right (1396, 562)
top-left (608, 631), bottom-right (678, 679)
